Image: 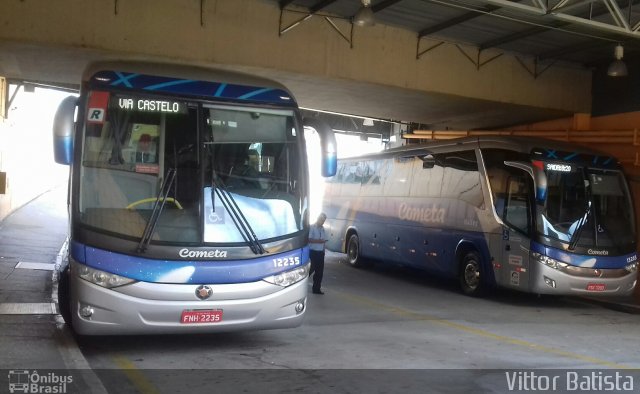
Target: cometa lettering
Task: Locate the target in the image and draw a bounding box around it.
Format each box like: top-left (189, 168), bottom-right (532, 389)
top-left (179, 248), bottom-right (228, 258)
top-left (399, 203), bottom-right (446, 224)
top-left (587, 249), bottom-right (609, 256)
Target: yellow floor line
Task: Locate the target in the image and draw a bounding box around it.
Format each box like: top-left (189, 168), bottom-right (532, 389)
top-left (112, 355), bottom-right (161, 394)
top-left (338, 291), bottom-right (635, 369)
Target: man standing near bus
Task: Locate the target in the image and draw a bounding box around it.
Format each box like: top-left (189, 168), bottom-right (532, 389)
top-left (309, 213), bottom-right (328, 295)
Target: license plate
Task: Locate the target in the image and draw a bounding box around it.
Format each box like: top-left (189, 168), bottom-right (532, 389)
top-left (180, 310), bottom-right (223, 324)
top-left (586, 283), bottom-right (606, 291)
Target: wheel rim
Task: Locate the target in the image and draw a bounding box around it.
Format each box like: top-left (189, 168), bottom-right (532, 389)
top-left (348, 237), bottom-right (359, 264)
top-left (463, 259), bottom-right (480, 289)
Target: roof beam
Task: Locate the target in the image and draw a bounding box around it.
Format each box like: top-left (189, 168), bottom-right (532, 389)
top-left (537, 39), bottom-right (611, 60)
top-left (479, 0), bottom-right (640, 51)
top-left (418, 5), bottom-right (500, 37)
top-left (550, 0), bottom-right (598, 13)
top-left (479, 22), bottom-right (568, 50)
top-left (372, 0), bottom-right (405, 13)
top-left (279, 0), bottom-right (296, 10)
top-left (309, 0), bottom-right (338, 14)
top-left (480, 0), bottom-right (640, 39)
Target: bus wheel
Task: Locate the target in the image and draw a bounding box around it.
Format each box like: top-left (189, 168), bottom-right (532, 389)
top-left (459, 251), bottom-right (483, 296)
top-left (57, 266), bottom-right (72, 326)
top-left (347, 233), bottom-right (363, 268)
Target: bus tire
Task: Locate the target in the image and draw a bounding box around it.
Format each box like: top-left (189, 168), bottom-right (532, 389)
top-left (57, 266), bottom-right (72, 327)
top-left (347, 233), bottom-right (363, 268)
top-left (459, 251), bottom-right (484, 296)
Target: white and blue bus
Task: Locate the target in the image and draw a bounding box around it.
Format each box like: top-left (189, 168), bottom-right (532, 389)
top-left (53, 61), bottom-right (336, 335)
top-left (323, 136), bottom-right (638, 296)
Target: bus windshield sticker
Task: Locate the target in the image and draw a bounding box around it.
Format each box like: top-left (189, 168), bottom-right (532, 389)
top-left (510, 271), bottom-right (520, 286)
top-left (508, 255), bottom-right (523, 266)
top-left (87, 91), bottom-right (109, 124)
top-left (135, 164), bottom-right (160, 174)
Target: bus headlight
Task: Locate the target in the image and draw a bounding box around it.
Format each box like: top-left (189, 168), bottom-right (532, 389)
top-left (625, 262), bottom-right (638, 273)
top-left (532, 252), bottom-right (568, 271)
top-left (72, 261), bottom-right (136, 288)
top-left (263, 264), bottom-right (310, 287)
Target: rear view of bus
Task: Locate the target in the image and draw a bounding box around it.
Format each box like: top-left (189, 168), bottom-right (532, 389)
top-left (484, 144), bottom-right (638, 296)
top-left (53, 62), bottom-right (336, 335)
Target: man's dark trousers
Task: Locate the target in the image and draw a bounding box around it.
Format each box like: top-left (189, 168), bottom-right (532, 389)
top-left (309, 250), bottom-right (325, 292)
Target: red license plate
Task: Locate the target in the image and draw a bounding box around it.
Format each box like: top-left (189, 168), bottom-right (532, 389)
top-left (180, 310), bottom-right (223, 324)
top-left (586, 283), bottom-right (606, 291)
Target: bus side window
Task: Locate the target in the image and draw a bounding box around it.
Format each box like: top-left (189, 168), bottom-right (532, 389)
top-left (504, 175), bottom-right (531, 234)
top-left (442, 150), bottom-right (483, 208)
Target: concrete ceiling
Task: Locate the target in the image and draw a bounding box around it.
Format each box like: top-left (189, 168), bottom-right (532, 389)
top-left (0, 40), bottom-right (572, 130)
top-left (7, 0), bottom-right (640, 129)
top-left (10, 0), bottom-right (632, 129)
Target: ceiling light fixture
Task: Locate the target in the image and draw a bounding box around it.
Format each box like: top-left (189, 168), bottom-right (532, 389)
top-left (607, 44), bottom-right (628, 77)
top-left (353, 0), bottom-right (375, 27)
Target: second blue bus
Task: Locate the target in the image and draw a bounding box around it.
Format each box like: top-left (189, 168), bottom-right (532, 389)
top-left (323, 136), bottom-right (638, 296)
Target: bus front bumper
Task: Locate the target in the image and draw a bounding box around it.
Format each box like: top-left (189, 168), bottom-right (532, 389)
top-left (69, 277), bottom-right (308, 335)
top-left (530, 263), bottom-right (637, 296)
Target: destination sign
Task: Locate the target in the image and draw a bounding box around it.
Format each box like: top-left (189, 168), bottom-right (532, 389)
top-left (546, 163), bottom-right (572, 172)
top-left (117, 97), bottom-right (186, 113)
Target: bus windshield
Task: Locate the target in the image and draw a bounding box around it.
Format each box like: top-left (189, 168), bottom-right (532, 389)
top-left (79, 91), bottom-right (303, 245)
top-left (536, 165), bottom-right (635, 248)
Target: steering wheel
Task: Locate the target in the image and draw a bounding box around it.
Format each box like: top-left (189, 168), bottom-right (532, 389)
top-left (126, 197), bottom-right (183, 210)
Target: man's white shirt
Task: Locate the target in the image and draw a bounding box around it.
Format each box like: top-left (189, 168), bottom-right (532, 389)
top-left (309, 224), bottom-right (327, 251)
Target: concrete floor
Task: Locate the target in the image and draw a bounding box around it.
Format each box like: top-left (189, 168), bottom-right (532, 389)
top-left (2, 188), bottom-right (640, 393)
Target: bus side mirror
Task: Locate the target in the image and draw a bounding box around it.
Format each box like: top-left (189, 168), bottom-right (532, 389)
top-left (533, 164), bottom-right (547, 203)
top-left (53, 96), bottom-right (77, 165)
top-left (303, 117), bottom-right (337, 177)
top-left (504, 161), bottom-right (547, 203)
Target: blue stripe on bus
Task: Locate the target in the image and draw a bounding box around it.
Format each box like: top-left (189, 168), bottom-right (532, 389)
top-left (145, 79), bottom-right (195, 90)
top-left (238, 88), bottom-right (274, 99)
top-left (70, 241), bottom-right (310, 284)
top-left (112, 72), bottom-right (138, 88)
top-left (214, 83), bottom-right (227, 97)
top-left (536, 150), bottom-right (616, 168)
top-left (531, 241), bottom-right (635, 269)
top-left (323, 199), bottom-right (495, 285)
top-left (92, 70), bottom-right (295, 105)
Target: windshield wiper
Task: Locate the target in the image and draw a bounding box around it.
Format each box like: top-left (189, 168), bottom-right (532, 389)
top-left (568, 178), bottom-right (592, 251)
top-left (207, 147), bottom-right (264, 255)
top-left (137, 168), bottom-right (177, 253)
top-left (568, 204), bottom-right (590, 251)
top-left (213, 180), bottom-right (265, 255)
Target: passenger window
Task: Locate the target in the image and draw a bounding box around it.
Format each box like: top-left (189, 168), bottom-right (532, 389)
top-left (410, 153), bottom-right (444, 198)
top-left (442, 150), bottom-right (483, 208)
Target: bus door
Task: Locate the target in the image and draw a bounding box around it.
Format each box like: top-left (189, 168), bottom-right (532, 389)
top-left (499, 171), bottom-right (533, 291)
